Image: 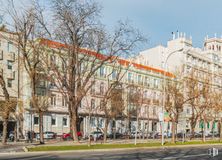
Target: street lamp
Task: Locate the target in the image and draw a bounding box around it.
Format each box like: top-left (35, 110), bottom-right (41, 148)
top-left (161, 48), bottom-right (184, 146)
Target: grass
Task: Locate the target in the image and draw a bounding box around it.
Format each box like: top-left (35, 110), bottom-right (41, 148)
top-left (28, 140), bottom-right (222, 152)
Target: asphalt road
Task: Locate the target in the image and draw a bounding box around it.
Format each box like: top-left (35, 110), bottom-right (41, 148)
top-left (0, 145), bottom-right (221, 160)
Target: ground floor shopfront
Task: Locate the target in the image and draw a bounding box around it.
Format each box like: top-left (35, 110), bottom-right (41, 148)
top-left (21, 111), bottom-right (220, 139)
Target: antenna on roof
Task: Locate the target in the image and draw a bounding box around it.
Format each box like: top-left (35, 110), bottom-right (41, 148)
top-left (172, 32), bottom-right (175, 40)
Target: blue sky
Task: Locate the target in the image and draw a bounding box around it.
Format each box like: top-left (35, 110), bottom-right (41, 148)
top-left (96, 0), bottom-right (222, 50)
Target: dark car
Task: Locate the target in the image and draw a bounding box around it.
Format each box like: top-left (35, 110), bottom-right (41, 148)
top-left (108, 132), bottom-right (123, 139)
top-left (90, 131), bottom-right (104, 140)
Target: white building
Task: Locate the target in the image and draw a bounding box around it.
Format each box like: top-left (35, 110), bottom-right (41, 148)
top-left (136, 32), bottom-right (222, 135)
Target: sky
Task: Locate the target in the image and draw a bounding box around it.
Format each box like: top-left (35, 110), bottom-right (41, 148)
top-left (96, 0), bottom-right (222, 51)
top-left (3, 0), bottom-right (222, 53)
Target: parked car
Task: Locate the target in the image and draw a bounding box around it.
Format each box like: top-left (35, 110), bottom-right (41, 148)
top-left (198, 131), bottom-right (211, 137)
top-left (187, 132), bottom-right (201, 138)
top-left (209, 131), bottom-right (219, 137)
top-left (130, 131), bottom-right (141, 138)
top-left (108, 132), bottom-right (123, 139)
top-left (36, 131), bottom-right (56, 139)
top-left (62, 132), bottom-right (82, 140)
top-left (176, 132), bottom-right (185, 138)
top-left (90, 131), bottom-right (104, 140)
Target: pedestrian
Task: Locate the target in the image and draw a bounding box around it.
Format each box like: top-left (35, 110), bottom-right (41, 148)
top-left (27, 131), bottom-right (31, 143)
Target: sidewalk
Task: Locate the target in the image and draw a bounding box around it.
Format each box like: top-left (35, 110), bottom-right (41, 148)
top-left (42, 138), bottom-right (164, 146)
top-left (0, 142), bottom-right (34, 153)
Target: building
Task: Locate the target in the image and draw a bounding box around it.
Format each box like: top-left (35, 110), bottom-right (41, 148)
top-left (0, 30), bottom-right (176, 138)
top-left (135, 32), bottom-right (222, 135)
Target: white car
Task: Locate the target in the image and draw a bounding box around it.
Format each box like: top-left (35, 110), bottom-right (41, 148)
top-left (36, 131), bottom-right (56, 139)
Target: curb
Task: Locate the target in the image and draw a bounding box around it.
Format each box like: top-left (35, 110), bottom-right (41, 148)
top-left (23, 143), bottom-right (222, 154)
top-left (23, 146), bottom-right (28, 152)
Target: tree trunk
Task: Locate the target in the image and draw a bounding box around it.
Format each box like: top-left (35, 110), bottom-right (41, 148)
top-left (202, 120), bottom-right (206, 142)
top-left (220, 119), bottom-right (222, 142)
top-left (190, 122), bottom-right (196, 140)
top-left (2, 118), bottom-right (8, 145)
top-left (171, 120), bottom-right (176, 144)
top-left (146, 119), bottom-right (149, 140)
top-left (103, 118), bottom-right (109, 143)
top-left (142, 121), bottom-right (145, 140)
top-left (113, 119), bottom-right (116, 140)
top-left (71, 108), bottom-right (78, 142)
top-left (39, 111), bottom-right (44, 144)
top-left (14, 123), bottom-right (17, 142)
top-left (18, 119), bottom-right (24, 139)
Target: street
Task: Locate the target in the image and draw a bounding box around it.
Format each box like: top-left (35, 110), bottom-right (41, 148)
top-left (0, 145), bottom-right (221, 160)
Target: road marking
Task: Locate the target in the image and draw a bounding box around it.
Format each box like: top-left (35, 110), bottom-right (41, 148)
top-left (160, 153), bottom-right (208, 160)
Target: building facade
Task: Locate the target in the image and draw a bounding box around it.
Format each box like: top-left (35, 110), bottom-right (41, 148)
top-left (135, 33), bottom-right (222, 135)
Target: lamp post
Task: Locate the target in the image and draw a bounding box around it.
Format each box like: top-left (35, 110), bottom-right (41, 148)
top-left (161, 48), bottom-right (184, 146)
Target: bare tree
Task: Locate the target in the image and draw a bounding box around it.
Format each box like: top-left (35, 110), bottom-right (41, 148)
top-left (31, 95), bottom-right (49, 144)
top-left (2, 0), bottom-right (50, 144)
top-left (97, 60), bottom-right (129, 142)
top-left (165, 77), bottom-right (184, 143)
top-left (39, 0), bottom-right (145, 142)
top-left (210, 88), bottom-right (222, 141)
top-left (0, 73), bottom-right (17, 145)
top-left (185, 69), bottom-right (207, 139)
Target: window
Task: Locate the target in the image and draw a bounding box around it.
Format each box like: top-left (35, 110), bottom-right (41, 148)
top-left (100, 66), bottom-right (105, 77)
top-left (144, 90), bottom-right (148, 98)
top-left (112, 69), bottom-right (117, 79)
top-left (7, 61), bottom-right (12, 70)
top-left (7, 42), bottom-right (13, 52)
top-left (90, 117), bottom-right (96, 127)
top-left (34, 116), bottom-right (39, 125)
top-left (62, 62), bottom-right (66, 71)
top-left (186, 108), bottom-right (190, 114)
top-left (50, 55), bottom-right (56, 67)
top-left (144, 77), bottom-right (149, 86)
top-left (50, 75), bottom-right (56, 87)
top-left (128, 72), bottom-right (133, 82)
top-left (51, 94), bottom-right (56, 106)
top-left (100, 82), bottom-right (104, 95)
top-left (62, 96), bottom-right (68, 107)
top-left (98, 119), bottom-right (104, 128)
top-left (100, 100), bottom-right (104, 109)
top-left (51, 116), bottom-right (56, 126)
top-left (154, 79), bottom-right (158, 88)
top-left (153, 107), bottom-right (156, 116)
top-left (138, 75), bottom-right (142, 85)
top-left (7, 79), bottom-right (12, 88)
top-left (91, 81), bottom-right (95, 94)
top-left (91, 99), bottom-right (95, 109)
top-left (63, 117), bottom-right (68, 126)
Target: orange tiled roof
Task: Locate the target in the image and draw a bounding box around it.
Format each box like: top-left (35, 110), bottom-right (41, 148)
top-left (39, 38), bottom-right (174, 78)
